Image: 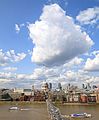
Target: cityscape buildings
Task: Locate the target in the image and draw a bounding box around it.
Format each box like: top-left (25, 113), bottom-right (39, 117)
top-left (0, 82), bottom-right (99, 103)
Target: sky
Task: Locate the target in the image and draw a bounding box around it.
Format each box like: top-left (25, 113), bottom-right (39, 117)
top-left (0, 0), bottom-right (99, 89)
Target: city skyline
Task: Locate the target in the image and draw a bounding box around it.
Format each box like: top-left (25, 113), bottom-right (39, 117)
top-left (0, 0), bottom-right (99, 88)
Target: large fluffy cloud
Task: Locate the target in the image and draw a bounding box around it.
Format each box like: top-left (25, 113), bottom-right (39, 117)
top-left (28, 4), bottom-right (93, 66)
top-left (76, 7), bottom-right (99, 25)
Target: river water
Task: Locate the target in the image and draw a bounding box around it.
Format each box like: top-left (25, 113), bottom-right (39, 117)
top-left (0, 103), bottom-right (48, 120)
top-left (0, 103), bottom-right (99, 120)
top-left (58, 104), bottom-right (99, 120)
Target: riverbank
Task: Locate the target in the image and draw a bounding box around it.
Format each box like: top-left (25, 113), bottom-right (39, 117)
top-left (55, 102), bottom-right (98, 106)
top-left (0, 101), bottom-right (99, 106)
top-left (0, 101), bottom-right (46, 106)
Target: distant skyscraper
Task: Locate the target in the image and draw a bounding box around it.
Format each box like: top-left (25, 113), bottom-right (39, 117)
top-left (49, 83), bottom-right (52, 90)
top-left (87, 83), bottom-right (91, 89)
top-left (58, 83), bottom-right (62, 90)
top-left (93, 85), bottom-right (97, 89)
top-left (67, 83), bottom-right (71, 90)
top-left (82, 84), bottom-right (85, 89)
top-left (68, 83), bottom-right (70, 87)
top-left (82, 83), bottom-right (87, 89)
top-left (32, 85), bottom-right (34, 91)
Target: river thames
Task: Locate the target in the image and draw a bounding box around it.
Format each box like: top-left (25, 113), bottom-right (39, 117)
top-left (58, 104), bottom-right (99, 120)
top-left (0, 103), bottom-right (99, 120)
top-left (0, 103), bottom-right (48, 120)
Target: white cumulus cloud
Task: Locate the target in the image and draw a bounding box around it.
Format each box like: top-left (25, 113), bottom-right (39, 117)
top-left (76, 7), bottom-right (99, 25)
top-left (63, 57), bottom-right (84, 68)
top-left (28, 4), bottom-right (93, 66)
top-left (0, 49), bottom-right (26, 66)
top-left (0, 49), bottom-right (9, 66)
top-left (6, 50), bottom-right (26, 62)
top-left (84, 52), bottom-right (99, 71)
top-left (0, 65), bottom-right (99, 88)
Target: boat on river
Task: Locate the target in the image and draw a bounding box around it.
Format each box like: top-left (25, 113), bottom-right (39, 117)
top-left (9, 106), bottom-right (19, 110)
top-left (70, 113), bottom-right (91, 118)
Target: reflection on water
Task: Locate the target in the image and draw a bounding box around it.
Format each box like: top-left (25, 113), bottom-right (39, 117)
top-left (0, 104), bottom-right (48, 120)
top-left (58, 104), bottom-right (99, 120)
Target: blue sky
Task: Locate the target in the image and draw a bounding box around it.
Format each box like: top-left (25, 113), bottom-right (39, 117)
top-left (0, 0), bottom-right (99, 89)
